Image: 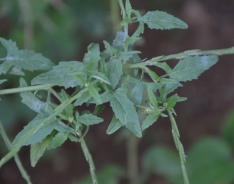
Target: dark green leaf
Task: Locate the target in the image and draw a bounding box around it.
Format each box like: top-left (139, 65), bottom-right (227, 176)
top-left (93, 104), bottom-right (105, 116)
top-left (107, 116), bottom-right (123, 135)
top-left (138, 11), bottom-right (188, 30)
top-left (107, 58), bottom-right (123, 89)
top-left (110, 88), bottom-right (142, 137)
top-left (0, 79), bottom-right (7, 85)
top-left (30, 134), bottom-right (53, 167)
top-left (48, 132), bottom-right (69, 150)
top-left (169, 55), bottom-right (218, 82)
top-left (142, 113), bottom-right (160, 131)
top-left (79, 114), bottom-right (103, 125)
top-left (0, 38), bottom-right (54, 71)
top-left (88, 85), bottom-right (102, 104)
top-left (32, 61), bottom-right (86, 89)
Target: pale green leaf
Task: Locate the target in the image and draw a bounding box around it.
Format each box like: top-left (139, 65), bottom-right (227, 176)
top-left (159, 78), bottom-right (178, 84)
top-left (143, 67), bottom-right (159, 82)
top-left (9, 66), bottom-right (25, 76)
top-left (138, 11), bottom-right (188, 30)
top-left (88, 85), bottom-right (102, 104)
top-left (125, 0), bottom-right (132, 17)
top-left (167, 94), bottom-right (178, 109)
top-left (147, 85), bottom-right (158, 108)
top-left (107, 116), bottom-right (123, 135)
top-left (142, 113), bottom-right (160, 131)
top-left (125, 37), bottom-right (141, 46)
top-left (128, 82), bottom-right (144, 105)
top-left (79, 114), bottom-right (103, 126)
top-left (110, 88), bottom-right (142, 137)
top-left (169, 55), bottom-right (218, 82)
top-left (30, 134), bottom-right (52, 167)
top-left (83, 43), bottom-right (100, 70)
top-left (90, 70), bottom-right (110, 84)
top-left (0, 79), bottom-right (7, 84)
top-left (0, 61), bottom-right (12, 75)
top-left (20, 78), bottom-right (53, 114)
top-left (0, 38), bottom-right (54, 71)
top-left (32, 61), bottom-right (86, 89)
top-left (156, 62), bottom-right (172, 73)
top-left (132, 10), bottom-right (145, 37)
top-left (88, 90), bottom-right (112, 104)
top-left (118, 51), bottom-right (141, 61)
top-left (107, 58), bottom-right (123, 89)
top-left (48, 132), bottom-right (68, 150)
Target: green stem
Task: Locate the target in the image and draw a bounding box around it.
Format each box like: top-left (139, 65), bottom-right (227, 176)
top-left (0, 84), bottom-right (92, 167)
top-left (110, 0), bottom-right (121, 33)
top-left (78, 129), bottom-right (98, 184)
top-left (49, 88), bottom-right (62, 102)
top-left (125, 46), bottom-right (234, 68)
top-left (0, 120), bottom-right (32, 184)
top-left (0, 84), bottom-right (54, 95)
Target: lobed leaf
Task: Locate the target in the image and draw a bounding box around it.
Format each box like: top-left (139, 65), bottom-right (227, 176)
top-left (0, 38), bottom-right (54, 71)
top-left (169, 55), bottom-right (218, 82)
top-left (138, 11), bottom-right (188, 30)
top-left (48, 132), bottom-right (69, 150)
top-left (32, 61), bottom-right (86, 89)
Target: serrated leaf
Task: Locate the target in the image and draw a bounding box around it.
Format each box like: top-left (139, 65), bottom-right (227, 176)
top-left (54, 120), bottom-right (76, 135)
top-left (142, 113), bottom-right (160, 131)
top-left (79, 114), bottom-right (103, 126)
top-left (110, 88), bottom-right (142, 137)
top-left (159, 82), bottom-right (183, 100)
top-left (107, 58), bottom-right (123, 89)
top-left (88, 85), bottom-right (102, 104)
top-left (169, 55), bottom-right (218, 82)
top-left (74, 91), bottom-right (92, 106)
top-left (12, 113), bottom-right (57, 146)
top-left (88, 90), bottom-right (112, 104)
top-left (156, 62), bottom-right (172, 73)
top-left (0, 38), bottom-right (54, 71)
top-left (32, 61), bottom-right (86, 89)
top-left (48, 132), bottom-right (68, 150)
top-left (9, 66), bottom-right (25, 76)
top-left (20, 78), bottom-right (53, 114)
top-left (125, 0), bottom-right (132, 17)
top-left (30, 134), bottom-right (52, 167)
top-left (132, 10), bottom-right (145, 37)
top-left (147, 85), bottom-right (158, 108)
top-left (138, 11), bottom-right (188, 30)
top-left (128, 82), bottom-right (144, 105)
top-left (107, 116), bottom-right (123, 135)
top-left (118, 51), bottom-right (141, 61)
top-left (0, 61), bottom-right (12, 75)
top-left (166, 94), bottom-right (178, 109)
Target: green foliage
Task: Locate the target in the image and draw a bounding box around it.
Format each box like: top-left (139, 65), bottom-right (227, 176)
top-left (0, 0), bottom-right (234, 184)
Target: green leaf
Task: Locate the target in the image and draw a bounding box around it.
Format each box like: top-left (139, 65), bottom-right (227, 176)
top-left (132, 10), bottom-right (145, 37)
top-left (138, 11), bottom-right (188, 30)
top-left (125, 0), bottom-right (132, 17)
top-left (159, 78), bottom-right (178, 84)
top-left (88, 85), bottom-right (102, 104)
top-left (142, 113), bottom-right (160, 131)
top-left (0, 61), bottom-right (12, 75)
top-left (125, 37), bottom-right (141, 46)
top-left (83, 43), bottom-right (100, 70)
top-left (110, 88), bottom-right (142, 137)
top-left (159, 82), bottom-right (182, 100)
top-left (32, 61), bottom-right (86, 89)
top-left (147, 85), bottom-right (158, 108)
top-left (90, 70), bottom-right (111, 85)
top-left (107, 116), bottom-right (123, 135)
top-left (88, 90), bottom-right (113, 104)
top-left (107, 58), bottom-right (123, 89)
top-left (167, 94), bottom-right (178, 109)
top-left (93, 104), bottom-right (105, 116)
top-left (156, 62), bottom-right (172, 73)
top-left (169, 55), bottom-right (218, 82)
top-left (100, 58), bottom-right (108, 74)
top-left (30, 134), bottom-right (53, 167)
top-left (20, 78), bottom-right (53, 114)
top-left (48, 132), bottom-right (69, 150)
top-left (74, 91), bottom-right (92, 106)
top-left (9, 66), bottom-right (25, 76)
top-left (0, 38), bottom-right (54, 71)
top-left (118, 51), bottom-right (141, 61)
top-left (143, 67), bottom-right (159, 82)
top-left (0, 79), bottom-right (7, 85)
top-left (12, 113), bottom-right (57, 146)
top-left (128, 82), bottom-right (144, 105)
top-left (79, 113), bottom-right (103, 126)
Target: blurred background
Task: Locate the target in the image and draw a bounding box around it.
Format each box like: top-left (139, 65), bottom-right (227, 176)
top-left (1, 0), bottom-right (234, 184)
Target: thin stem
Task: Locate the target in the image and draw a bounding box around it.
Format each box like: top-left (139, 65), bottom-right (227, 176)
top-left (78, 129), bottom-right (98, 184)
top-left (0, 120), bottom-right (32, 184)
top-left (124, 46), bottom-right (234, 68)
top-left (127, 134), bottom-right (140, 184)
top-left (0, 84), bottom-right (54, 95)
top-left (49, 88), bottom-right (62, 102)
